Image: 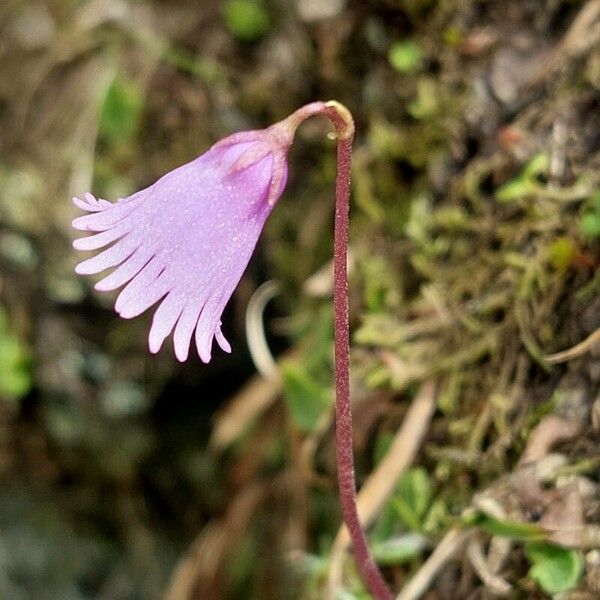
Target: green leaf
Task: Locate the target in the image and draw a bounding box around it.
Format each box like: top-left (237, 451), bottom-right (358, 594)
top-left (495, 177), bottom-right (537, 202)
top-left (398, 468), bottom-right (432, 520)
top-left (281, 362), bottom-right (330, 432)
top-left (0, 309), bottom-right (32, 400)
top-left (523, 153), bottom-right (549, 179)
top-left (443, 26), bottom-right (463, 46)
top-left (292, 552), bottom-right (327, 578)
top-left (408, 78), bottom-right (439, 120)
top-left (496, 154), bottom-right (548, 202)
top-left (372, 497), bottom-right (400, 542)
top-left (301, 304), bottom-right (334, 373)
top-left (373, 431), bottom-right (394, 465)
top-left (0, 367), bottom-right (31, 398)
top-left (392, 468), bottom-right (432, 530)
top-left (548, 237), bottom-right (576, 271)
top-left (421, 498), bottom-right (449, 534)
top-left (100, 76), bottom-right (143, 143)
top-left (223, 0), bottom-right (270, 42)
top-left (371, 533), bottom-right (427, 565)
top-left (468, 513), bottom-right (546, 541)
top-left (388, 41), bottom-right (423, 73)
top-left (580, 212), bottom-right (600, 237)
top-left (0, 335), bottom-right (26, 366)
top-left (360, 256), bottom-right (401, 313)
top-left (525, 542), bottom-right (584, 594)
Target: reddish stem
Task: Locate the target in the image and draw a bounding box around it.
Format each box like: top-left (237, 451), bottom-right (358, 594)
top-left (282, 102), bottom-right (393, 600)
top-left (327, 106), bottom-right (393, 600)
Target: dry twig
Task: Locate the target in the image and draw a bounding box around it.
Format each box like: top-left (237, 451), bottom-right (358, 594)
top-left (163, 483), bottom-right (266, 600)
top-left (396, 528), bottom-right (473, 600)
top-left (544, 326), bottom-right (600, 364)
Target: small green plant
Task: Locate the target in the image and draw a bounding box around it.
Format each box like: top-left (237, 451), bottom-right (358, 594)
top-left (495, 153), bottom-right (591, 203)
top-left (281, 304), bottom-right (334, 432)
top-left (392, 467), bottom-right (433, 531)
top-left (525, 542), bottom-right (584, 594)
top-left (463, 511), bottom-right (584, 594)
top-left (0, 306), bottom-right (32, 400)
top-left (465, 511), bottom-right (546, 541)
top-left (281, 361), bottom-right (331, 431)
top-left (580, 191), bottom-right (600, 237)
top-left (408, 77), bottom-right (439, 120)
top-left (100, 76), bottom-right (144, 143)
top-left (388, 41), bottom-right (423, 73)
top-left (223, 0), bottom-right (270, 42)
top-left (368, 468), bottom-right (447, 570)
top-left (548, 236), bottom-right (576, 271)
top-left (371, 533), bottom-right (427, 566)
top-left (495, 153), bottom-right (548, 202)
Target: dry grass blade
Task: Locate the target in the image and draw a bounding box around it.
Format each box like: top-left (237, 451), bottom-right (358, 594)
top-left (544, 326), bottom-right (600, 364)
top-left (518, 415), bottom-right (582, 464)
top-left (526, 0), bottom-right (600, 87)
top-left (163, 483), bottom-right (266, 600)
top-left (396, 528), bottom-right (473, 600)
top-left (466, 537), bottom-right (512, 596)
top-left (245, 280), bottom-right (281, 378)
top-left (210, 370), bottom-right (283, 451)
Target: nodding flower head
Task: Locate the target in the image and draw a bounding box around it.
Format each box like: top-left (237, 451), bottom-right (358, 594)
top-left (72, 118), bottom-right (296, 363)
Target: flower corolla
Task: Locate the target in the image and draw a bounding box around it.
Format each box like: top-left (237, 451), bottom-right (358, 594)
top-left (72, 121), bottom-right (293, 362)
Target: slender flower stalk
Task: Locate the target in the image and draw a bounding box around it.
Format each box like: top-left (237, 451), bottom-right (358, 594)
top-left (72, 101), bottom-right (391, 599)
top-left (318, 103), bottom-right (394, 600)
top-left (277, 102), bottom-right (393, 599)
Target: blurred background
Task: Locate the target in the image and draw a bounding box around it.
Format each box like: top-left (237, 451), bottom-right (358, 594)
top-left (2, 0), bottom-right (600, 598)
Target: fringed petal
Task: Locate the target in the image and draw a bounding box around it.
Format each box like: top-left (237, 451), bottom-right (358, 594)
top-left (95, 248), bottom-right (153, 292)
top-left (72, 194), bottom-right (144, 232)
top-left (148, 292), bottom-right (185, 354)
top-left (73, 194), bottom-right (103, 212)
top-left (215, 324), bottom-right (231, 353)
top-left (195, 292), bottom-right (228, 363)
top-left (114, 258), bottom-right (164, 315)
top-left (118, 275), bottom-right (170, 319)
top-left (173, 301), bottom-right (204, 362)
top-left (73, 221), bottom-right (129, 251)
top-left (75, 236), bottom-right (138, 275)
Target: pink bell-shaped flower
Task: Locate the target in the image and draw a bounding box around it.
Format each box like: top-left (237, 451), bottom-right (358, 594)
top-left (72, 122), bottom-right (293, 362)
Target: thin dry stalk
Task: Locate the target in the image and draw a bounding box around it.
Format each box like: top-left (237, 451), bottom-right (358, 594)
top-left (210, 360), bottom-right (288, 451)
top-left (163, 483), bottom-right (266, 600)
top-left (466, 537), bottom-right (512, 596)
top-left (396, 528), bottom-right (473, 600)
top-left (544, 326), bottom-right (600, 364)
